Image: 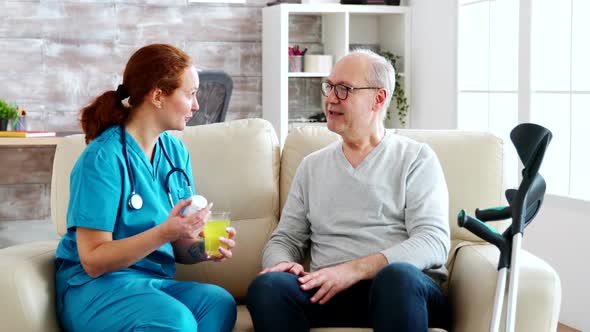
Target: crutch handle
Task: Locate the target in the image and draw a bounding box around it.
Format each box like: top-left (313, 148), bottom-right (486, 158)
top-left (458, 210), bottom-right (502, 244)
top-left (475, 206), bottom-right (511, 221)
top-left (458, 210), bottom-right (510, 268)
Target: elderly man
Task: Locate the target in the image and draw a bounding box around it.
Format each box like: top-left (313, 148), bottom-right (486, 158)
top-left (246, 49), bottom-right (451, 332)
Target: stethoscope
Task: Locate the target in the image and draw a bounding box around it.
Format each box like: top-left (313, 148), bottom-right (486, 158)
top-left (121, 124), bottom-right (194, 210)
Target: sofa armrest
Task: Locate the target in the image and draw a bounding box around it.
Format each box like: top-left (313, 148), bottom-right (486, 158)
top-left (0, 240), bottom-right (61, 332)
top-left (449, 244), bottom-right (561, 332)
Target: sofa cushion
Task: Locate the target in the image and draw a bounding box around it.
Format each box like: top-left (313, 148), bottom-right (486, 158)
top-left (174, 119), bottom-right (280, 300)
top-left (172, 119), bottom-right (280, 222)
top-left (396, 129), bottom-right (508, 243)
top-left (449, 245), bottom-right (561, 332)
top-left (175, 216), bottom-right (275, 300)
top-left (51, 134), bottom-right (86, 237)
top-left (0, 240), bottom-right (61, 332)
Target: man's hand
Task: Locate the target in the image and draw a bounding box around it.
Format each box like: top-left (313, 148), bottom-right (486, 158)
top-left (297, 262), bottom-right (360, 305)
top-left (259, 261), bottom-right (307, 276)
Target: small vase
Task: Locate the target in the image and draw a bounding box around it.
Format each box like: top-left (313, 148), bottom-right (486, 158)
top-left (15, 116), bottom-right (26, 131)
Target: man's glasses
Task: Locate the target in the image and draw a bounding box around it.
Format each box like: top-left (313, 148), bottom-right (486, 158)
top-left (321, 81), bottom-right (381, 101)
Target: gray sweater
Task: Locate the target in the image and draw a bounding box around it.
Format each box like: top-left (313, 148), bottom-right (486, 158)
top-left (262, 131), bottom-right (451, 273)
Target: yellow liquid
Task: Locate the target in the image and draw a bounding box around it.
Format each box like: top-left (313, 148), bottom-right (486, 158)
top-left (204, 220), bottom-right (230, 257)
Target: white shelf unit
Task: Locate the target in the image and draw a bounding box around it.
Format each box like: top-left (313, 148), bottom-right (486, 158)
top-left (262, 4), bottom-right (411, 146)
top-left (288, 72), bottom-right (331, 78)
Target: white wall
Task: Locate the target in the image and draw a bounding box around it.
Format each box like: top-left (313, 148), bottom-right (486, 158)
top-left (408, 1), bottom-right (589, 330)
top-left (408, 0), bottom-right (457, 130)
top-left (524, 195), bottom-right (590, 331)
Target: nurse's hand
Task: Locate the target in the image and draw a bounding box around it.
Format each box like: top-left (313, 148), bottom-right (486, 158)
top-left (208, 227), bottom-right (237, 262)
top-left (160, 199), bottom-right (210, 241)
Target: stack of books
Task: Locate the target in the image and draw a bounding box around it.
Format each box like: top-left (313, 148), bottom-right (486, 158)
top-left (0, 131), bottom-right (56, 138)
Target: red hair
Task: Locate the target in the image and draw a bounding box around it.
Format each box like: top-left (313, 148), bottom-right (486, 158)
top-left (80, 44), bottom-right (192, 144)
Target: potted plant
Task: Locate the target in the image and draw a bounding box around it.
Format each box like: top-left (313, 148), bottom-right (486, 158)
top-left (380, 51), bottom-right (410, 127)
top-left (0, 99), bottom-right (18, 131)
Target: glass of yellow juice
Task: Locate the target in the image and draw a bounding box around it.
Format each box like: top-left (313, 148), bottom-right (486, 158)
top-left (204, 211), bottom-right (231, 257)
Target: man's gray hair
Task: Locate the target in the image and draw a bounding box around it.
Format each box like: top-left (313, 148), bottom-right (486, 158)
top-left (348, 49), bottom-right (396, 120)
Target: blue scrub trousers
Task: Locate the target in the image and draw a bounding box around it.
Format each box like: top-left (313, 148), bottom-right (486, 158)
top-left (59, 270), bottom-right (236, 332)
top-left (246, 262), bottom-right (450, 332)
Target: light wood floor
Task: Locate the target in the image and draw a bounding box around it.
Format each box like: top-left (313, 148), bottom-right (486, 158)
top-left (558, 323), bottom-right (581, 332)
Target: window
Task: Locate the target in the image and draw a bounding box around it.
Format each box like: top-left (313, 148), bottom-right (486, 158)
top-left (458, 0), bottom-right (519, 189)
top-left (458, 0), bottom-right (590, 201)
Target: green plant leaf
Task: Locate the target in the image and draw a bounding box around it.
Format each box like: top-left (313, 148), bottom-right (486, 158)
top-left (379, 51), bottom-right (410, 125)
top-left (0, 99), bottom-right (19, 121)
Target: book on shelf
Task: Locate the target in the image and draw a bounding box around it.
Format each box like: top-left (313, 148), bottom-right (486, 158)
top-left (0, 131), bottom-right (57, 138)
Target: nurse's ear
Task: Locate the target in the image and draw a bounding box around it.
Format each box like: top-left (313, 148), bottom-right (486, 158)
top-left (149, 87), bottom-right (164, 110)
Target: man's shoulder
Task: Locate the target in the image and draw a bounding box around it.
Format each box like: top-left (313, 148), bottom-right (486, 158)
top-left (385, 132), bottom-right (442, 171)
top-left (385, 131), bottom-right (426, 155)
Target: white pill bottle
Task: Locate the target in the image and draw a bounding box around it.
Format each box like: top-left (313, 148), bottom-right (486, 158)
top-left (184, 195), bottom-right (208, 215)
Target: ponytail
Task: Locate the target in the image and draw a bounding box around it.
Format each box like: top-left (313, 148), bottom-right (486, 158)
top-left (80, 43), bottom-right (192, 144)
top-left (80, 90), bottom-right (129, 144)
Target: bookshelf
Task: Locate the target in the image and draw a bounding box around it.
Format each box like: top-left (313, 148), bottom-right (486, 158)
top-left (262, 3), bottom-right (411, 146)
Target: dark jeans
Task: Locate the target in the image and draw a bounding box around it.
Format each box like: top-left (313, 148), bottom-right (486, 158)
top-left (246, 262), bottom-right (450, 332)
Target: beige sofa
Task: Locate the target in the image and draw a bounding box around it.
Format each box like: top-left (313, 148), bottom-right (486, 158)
top-left (0, 119), bottom-right (561, 332)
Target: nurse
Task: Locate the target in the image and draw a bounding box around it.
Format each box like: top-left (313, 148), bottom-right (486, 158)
top-left (55, 44), bottom-right (237, 332)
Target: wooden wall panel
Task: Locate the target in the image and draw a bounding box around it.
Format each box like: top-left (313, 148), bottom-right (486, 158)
top-left (186, 42), bottom-right (261, 76)
top-left (0, 146), bottom-right (55, 221)
top-left (0, 3), bottom-right (117, 40)
top-left (289, 15), bottom-right (322, 43)
top-left (0, 39), bottom-right (44, 76)
top-left (231, 76), bottom-right (262, 116)
top-left (42, 111), bottom-right (82, 132)
top-left (289, 77), bottom-right (323, 120)
top-left (44, 41), bottom-right (126, 77)
top-left (117, 5), bottom-right (261, 43)
top-left (0, 147), bottom-right (55, 185)
top-left (0, 184), bottom-right (50, 221)
top-left (0, 0), bottom-right (320, 133)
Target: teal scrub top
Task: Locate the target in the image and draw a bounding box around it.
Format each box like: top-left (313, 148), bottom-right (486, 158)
top-left (55, 125), bottom-right (196, 290)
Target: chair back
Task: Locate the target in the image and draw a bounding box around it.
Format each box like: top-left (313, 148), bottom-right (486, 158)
top-left (187, 70), bottom-right (233, 126)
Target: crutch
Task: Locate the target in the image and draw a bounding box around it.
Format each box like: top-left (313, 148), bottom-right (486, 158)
top-left (457, 123), bottom-right (552, 332)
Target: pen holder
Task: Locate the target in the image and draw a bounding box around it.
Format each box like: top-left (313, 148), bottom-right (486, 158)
top-left (15, 116), bottom-right (26, 131)
top-left (288, 55), bottom-right (303, 72)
